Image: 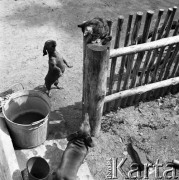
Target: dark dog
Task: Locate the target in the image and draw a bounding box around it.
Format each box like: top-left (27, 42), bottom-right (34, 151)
top-left (43, 40), bottom-right (73, 96)
top-left (78, 17), bottom-right (112, 45)
top-left (53, 114), bottom-right (94, 180)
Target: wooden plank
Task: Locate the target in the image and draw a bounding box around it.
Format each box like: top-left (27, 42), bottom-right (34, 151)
top-left (139, 9), bottom-right (165, 103)
top-left (106, 16), bottom-right (124, 112)
top-left (130, 10), bottom-right (154, 88)
top-left (0, 138), bottom-right (12, 180)
top-left (169, 20), bottom-right (179, 78)
top-left (144, 8), bottom-right (173, 84)
top-left (151, 6), bottom-right (177, 83)
top-left (163, 44), bottom-right (179, 80)
top-left (159, 43), bottom-right (179, 96)
top-left (142, 8), bottom-right (174, 101)
top-left (154, 19), bottom-right (179, 99)
top-left (122, 12), bottom-right (143, 91)
top-left (114, 14), bottom-right (133, 110)
top-left (110, 34), bottom-right (179, 58)
top-left (158, 43), bottom-right (177, 80)
top-left (0, 116), bottom-right (23, 180)
top-left (138, 9), bottom-right (164, 86)
top-left (121, 12), bottom-right (143, 107)
top-left (175, 57), bottom-right (179, 77)
top-left (127, 10), bottom-right (154, 105)
top-left (171, 54), bottom-right (179, 78)
top-left (104, 76), bottom-right (179, 103)
top-left (162, 6), bottom-right (178, 38)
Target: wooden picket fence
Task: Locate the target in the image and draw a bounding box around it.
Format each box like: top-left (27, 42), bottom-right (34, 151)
top-left (81, 7), bottom-right (179, 136)
top-left (105, 7), bottom-right (179, 112)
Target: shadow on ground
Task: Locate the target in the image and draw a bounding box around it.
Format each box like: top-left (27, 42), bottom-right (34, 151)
top-left (44, 143), bottom-right (64, 171)
top-left (48, 102), bottom-right (83, 140)
top-left (34, 85), bottom-right (83, 139)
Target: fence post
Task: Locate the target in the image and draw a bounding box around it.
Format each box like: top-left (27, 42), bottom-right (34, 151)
top-left (83, 43), bottom-right (110, 137)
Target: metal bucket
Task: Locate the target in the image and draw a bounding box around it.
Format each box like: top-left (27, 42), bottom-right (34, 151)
top-left (2, 90), bottom-right (51, 149)
top-left (27, 156), bottom-right (50, 180)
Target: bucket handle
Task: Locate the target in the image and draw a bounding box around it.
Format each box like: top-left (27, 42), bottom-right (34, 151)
top-left (9, 83), bottom-right (24, 91)
top-left (30, 118), bottom-right (46, 126)
top-left (31, 119), bottom-right (44, 126)
top-left (0, 83), bottom-right (24, 111)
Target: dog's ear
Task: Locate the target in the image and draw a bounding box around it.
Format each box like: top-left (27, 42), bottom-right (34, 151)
top-left (43, 43), bottom-right (47, 56)
top-left (78, 21), bottom-right (87, 33)
top-left (85, 136), bottom-right (95, 148)
top-left (67, 132), bottom-right (78, 142)
top-left (102, 35), bottom-right (112, 45)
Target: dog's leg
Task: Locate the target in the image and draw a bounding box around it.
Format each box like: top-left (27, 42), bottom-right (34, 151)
top-left (54, 80), bottom-right (63, 90)
top-left (45, 80), bottom-right (52, 97)
top-left (47, 90), bottom-right (52, 97)
top-left (63, 59), bottom-right (73, 68)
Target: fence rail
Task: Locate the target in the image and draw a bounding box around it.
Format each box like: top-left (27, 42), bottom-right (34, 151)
top-left (104, 76), bottom-right (179, 103)
top-left (110, 35), bottom-right (179, 58)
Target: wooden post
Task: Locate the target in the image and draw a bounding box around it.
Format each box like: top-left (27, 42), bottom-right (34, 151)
top-left (83, 43), bottom-right (110, 137)
top-left (82, 36), bottom-right (88, 121)
top-left (102, 20), bottom-right (113, 113)
top-left (0, 116), bottom-right (23, 180)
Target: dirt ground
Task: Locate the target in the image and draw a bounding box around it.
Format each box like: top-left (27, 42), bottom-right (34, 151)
top-left (0, 0), bottom-right (179, 179)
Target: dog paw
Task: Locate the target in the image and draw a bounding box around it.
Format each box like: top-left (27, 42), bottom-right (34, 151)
top-left (56, 86), bottom-right (64, 90)
top-left (46, 91), bottom-right (52, 97)
top-left (59, 73), bottom-right (64, 77)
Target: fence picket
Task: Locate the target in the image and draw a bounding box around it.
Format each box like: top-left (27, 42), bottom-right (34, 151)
top-left (130, 11), bottom-right (154, 88)
top-left (158, 25), bottom-right (179, 81)
top-left (159, 19), bottom-right (179, 80)
top-left (106, 16), bottom-right (124, 112)
top-left (138, 9), bottom-right (165, 87)
top-left (144, 8), bottom-right (173, 85)
top-left (121, 12), bottom-right (143, 107)
top-left (127, 11), bottom-right (154, 105)
top-left (122, 12), bottom-right (143, 90)
top-left (114, 14), bottom-right (133, 109)
top-left (151, 6), bottom-right (177, 83)
top-left (160, 43), bottom-right (179, 96)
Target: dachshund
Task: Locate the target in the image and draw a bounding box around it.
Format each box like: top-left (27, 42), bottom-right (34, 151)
top-left (78, 17), bottom-right (112, 45)
top-left (43, 40), bottom-right (73, 96)
top-left (53, 113), bottom-right (94, 180)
